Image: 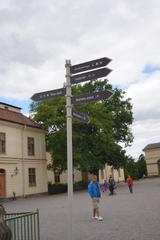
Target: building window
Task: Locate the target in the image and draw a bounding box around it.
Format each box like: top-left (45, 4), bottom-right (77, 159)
top-left (28, 137), bottom-right (35, 156)
top-left (0, 132), bottom-right (6, 154)
top-left (54, 172), bottom-right (60, 183)
top-left (28, 168), bottom-right (36, 186)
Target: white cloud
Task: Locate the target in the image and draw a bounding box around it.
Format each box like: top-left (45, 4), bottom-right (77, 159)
top-left (126, 71), bottom-right (160, 121)
top-left (0, 0), bottom-right (160, 158)
top-left (126, 119), bottom-right (160, 159)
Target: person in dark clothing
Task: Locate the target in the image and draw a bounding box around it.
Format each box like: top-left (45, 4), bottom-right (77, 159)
top-left (108, 176), bottom-right (116, 195)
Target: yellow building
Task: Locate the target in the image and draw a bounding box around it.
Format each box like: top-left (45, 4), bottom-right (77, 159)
top-left (47, 152), bottom-right (82, 184)
top-left (99, 164), bottom-right (124, 183)
top-left (47, 152), bottom-right (124, 184)
top-left (143, 142), bottom-right (160, 176)
top-left (0, 102), bottom-right (47, 198)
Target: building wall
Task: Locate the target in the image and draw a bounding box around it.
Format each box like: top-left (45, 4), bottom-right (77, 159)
top-left (0, 121), bottom-right (48, 198)
top-left (47, 152), bottom-right (124, 184)
top-left (99, 164), bottom-right (125, 183)
top-left (46, 152), bottom-right (82, 184)
top-left (144, 148), bottom-right (160, 176)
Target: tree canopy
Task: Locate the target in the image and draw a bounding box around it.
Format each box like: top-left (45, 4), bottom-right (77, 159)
top-left (124, 154), bottom-right (147, 179)
top-left (30, 80), bottom-right (133, 174)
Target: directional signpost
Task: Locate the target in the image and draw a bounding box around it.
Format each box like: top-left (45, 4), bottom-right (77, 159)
top-left (31, 87), bottom-right (66, 101)
top-left (66, 57), bottom-right (112, 240)
top-left (71, 67), bottom-right (111, 84)
top-left (31, 57), bottom-right (112, 240)
top-left (72, 90), bottom-right (113, 105)
top-left (70, 57), bottom-right (111, 74)
top-left (72, 110), bottom-right (90, 123)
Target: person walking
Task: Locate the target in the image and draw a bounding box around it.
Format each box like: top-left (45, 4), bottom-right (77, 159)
top-left (88, 175), bottom-right (103, 221)
top-left (108, 175), bottom-right (116, 195)
top-left (126, 175), bottom-right (133, 193)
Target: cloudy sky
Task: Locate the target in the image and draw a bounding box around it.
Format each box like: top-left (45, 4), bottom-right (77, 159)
top-left (0, 0), bottom-right (160, 159)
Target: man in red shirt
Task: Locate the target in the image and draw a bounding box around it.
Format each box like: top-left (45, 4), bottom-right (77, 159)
top-left (126, 175), bottom-right (133, 193)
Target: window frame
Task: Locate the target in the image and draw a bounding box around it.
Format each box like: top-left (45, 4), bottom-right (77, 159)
top-left (0, 132), bottom-right (6, 154)
top-left (54, 172), bottom-right (60, 183)
top-left (27, 137), bottom-right (35, 156)
top-left (28, 168), bottom-right (36, 187)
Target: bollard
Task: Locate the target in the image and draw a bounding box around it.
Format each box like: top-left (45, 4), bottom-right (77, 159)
top-left (13, 192), bottom-right (16, 200)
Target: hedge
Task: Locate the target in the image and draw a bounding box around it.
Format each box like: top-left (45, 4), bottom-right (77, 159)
top-left (48, 181), bottom-right (88, 195)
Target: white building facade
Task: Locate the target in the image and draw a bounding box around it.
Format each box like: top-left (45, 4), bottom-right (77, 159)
top-left (0, 102), bottom-right (47, 198)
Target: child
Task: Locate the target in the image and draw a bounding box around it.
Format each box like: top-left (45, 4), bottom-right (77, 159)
top-left (104, 179), bottom-right (108, 191)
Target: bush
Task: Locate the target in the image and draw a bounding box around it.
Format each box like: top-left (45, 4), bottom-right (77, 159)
top-left (48, 181), bottom-right (88, 195)
top-left (73, 181), bottom-right (88, 191)
top-left (48, 183), bottom-right (67, 194)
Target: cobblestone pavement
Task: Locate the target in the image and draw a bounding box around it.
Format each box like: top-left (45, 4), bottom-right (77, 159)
top-left (3, 177), bottom-right (160, 240)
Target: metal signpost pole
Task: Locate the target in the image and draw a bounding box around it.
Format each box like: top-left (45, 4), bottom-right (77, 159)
top-left (65, 59), bottom-right (73, 240)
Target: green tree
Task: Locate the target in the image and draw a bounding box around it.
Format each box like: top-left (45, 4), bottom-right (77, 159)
top-left (124, 156), bottom-right (139, 180)
top-left (30, 80), bottom-right (133, 174)
top-left (136, 154), bottom-right (147, 178)
top-left (124, 154), bottom-right (148, 180)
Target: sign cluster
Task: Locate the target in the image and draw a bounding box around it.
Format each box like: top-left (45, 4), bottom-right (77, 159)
top-left (31, 57), bottom-right (113, 122)
top-left (31, 88), bottom-right (66, 101)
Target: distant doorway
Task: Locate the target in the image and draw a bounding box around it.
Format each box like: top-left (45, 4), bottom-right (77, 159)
top-left (0, 169), bottom-right (6, 197)
top-left (158, 160), bottom-right (160, 176)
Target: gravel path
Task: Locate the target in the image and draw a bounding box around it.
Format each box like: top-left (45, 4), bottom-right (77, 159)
top-left (3, 177), bottom-right (160, 240)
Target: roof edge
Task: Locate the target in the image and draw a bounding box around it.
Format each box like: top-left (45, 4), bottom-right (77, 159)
top-left (0, 118), bottom-right (43, 130)
top-left (0, 102), bottom-right (21, 109)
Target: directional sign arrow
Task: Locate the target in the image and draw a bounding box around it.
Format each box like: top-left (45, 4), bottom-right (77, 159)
top-left (71, 67), bottom-right (111, 84)
top-left (72, 110), bottom-right (90, 123)
top-left (71, 90), bottom-right (113, 105)
top-left (31, 88), bottom-right (66, 101)
top-left (70, 57), bottom-right (111, 74)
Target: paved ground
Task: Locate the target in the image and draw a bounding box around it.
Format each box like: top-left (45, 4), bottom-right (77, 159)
top-left (3, 178), bottom-right (160, 240)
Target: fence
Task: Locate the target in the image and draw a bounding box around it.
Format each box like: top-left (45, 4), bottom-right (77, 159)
top-left (4, 209), bottom-right (40, 240)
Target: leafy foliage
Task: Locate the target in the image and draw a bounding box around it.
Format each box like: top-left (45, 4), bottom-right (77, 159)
top-left (30, 80), bottom-right (133, 173)
top-left (124, 154), bottom-right (148, 179)
top-left (136, 154), bottom-right (148, 178)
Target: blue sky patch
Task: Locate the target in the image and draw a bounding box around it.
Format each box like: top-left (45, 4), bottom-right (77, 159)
top-left (143, 65), bottom-right (160, 74)
top-left (0, 97), bottom-right (31, 115)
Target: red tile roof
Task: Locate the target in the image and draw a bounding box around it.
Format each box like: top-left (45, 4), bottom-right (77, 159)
top-left (0, 108), bottom-right (42, 129)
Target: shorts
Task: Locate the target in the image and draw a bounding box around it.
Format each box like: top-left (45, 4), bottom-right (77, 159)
top-left (92, 198), bottom-right (100, 208)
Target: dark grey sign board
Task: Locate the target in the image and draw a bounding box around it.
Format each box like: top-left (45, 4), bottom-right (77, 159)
top-left (72, 110), bottom-right (90, 123)
top-left (31, 88), bottom-right (66, 101)
top-left (70, 57), bottom-right (111, 74)
top-left (71, 67), bottom-right (111, 84)
top-left (71, 90), bottom-right (113, 105)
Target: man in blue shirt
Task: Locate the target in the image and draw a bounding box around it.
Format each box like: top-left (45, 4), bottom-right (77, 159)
top-left (88, 175), bottom-right (103, 221)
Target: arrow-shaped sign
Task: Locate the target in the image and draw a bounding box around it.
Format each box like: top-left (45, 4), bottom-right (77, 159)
top-left (71, 90), bottom-right (113, 105)
top-left (71, 67), bottom-right (111, 84)
top-left (70, 57), bottom-right (111, 74)
top-left (31, 88), bottom-right (66, 101)
top-left (72, 110), bottom-right (90, 123)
